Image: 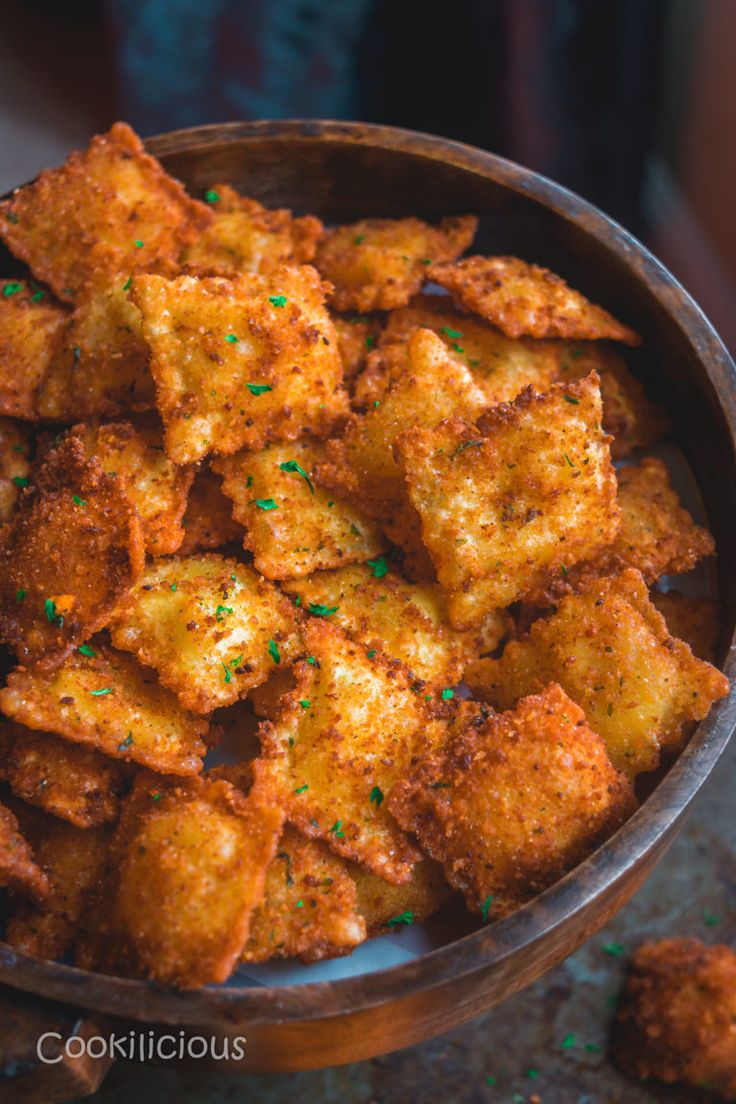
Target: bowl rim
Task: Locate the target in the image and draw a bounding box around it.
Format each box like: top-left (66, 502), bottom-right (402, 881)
top-left (1, 119), bottom-right (734, 1026)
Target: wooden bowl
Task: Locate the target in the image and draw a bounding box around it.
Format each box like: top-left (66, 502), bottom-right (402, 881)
top-left (1, 121), bottom-right (735, 1078)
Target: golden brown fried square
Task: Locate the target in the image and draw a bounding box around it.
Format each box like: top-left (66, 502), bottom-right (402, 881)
top-left (431, 255), bottom-right (641, 345)
top-left (0, 800), bottom-right (49, 901)
top-left (81, 773), bottom-right (284, 988)
top-left (110, 554), bottom-right (301, 713)
top-left (182, 183), bottom-right (323, 274)
top-left (131, 266), bottom-right (349, 465)
top-left (649, 589), bottom-right (720, 663)
top-left (0, 643), bottom-right (208, 775)
top-left (317, 327), bottom-right (487, 565)
top-left (314, 216), bottom-right (476, 312)
top-left (73, 421), bottom-right (194, 555)
top-left (254, 618), bottom-right (452, 884)
top-left (0, 280), bottom-right (67, 419)
top-left (0, 122), bottom-right (211, 301)
top-left (178, 465), bottom-right (244, 554)
top-left (388, 683), bottom-right (636, 917)
top-left (0, 417), bottom-right (31, 523)
top-left (281, 564), bottom-right (470, 687)
top-left (466, 569), bottom-right (730, 776)
top-left (350, 857), bottom-right (453, 936)
top-left (0, 435), bottom-right (145, 667)
top-left (0, 721), bottom-right (128, 827)
top-left (213, 439), bottom-right (384, 579)
top-left (243, 825), bottom-right (366, 963)
top-left (331, 312), bottom-right (384, 385)
top-left (396, 373), bottom-right (619, 628)
top-left (612, 938), bottom-right (736, 1100)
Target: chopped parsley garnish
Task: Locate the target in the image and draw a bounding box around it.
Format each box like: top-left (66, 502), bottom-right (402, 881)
top-left (354, 234), bottom-right (365, 244)
top-left (279, 460), bottom-right (313, 493)
top-left (225, 333), bottom-right (239, 343)
top-left (293, 783), bottom-right (309, 794)
top-left (366, 649), bottom-right (376, 658)
top-left (480, 894), bottom-right (493, 922)
top-left (328, 819), bottom-right (344, 838)
top-left (421, 257), bottom-right (433, 265)
top-left (78, 644), bottom-right (97, 657)
top-left (584, 1042), bottom-right (602, 1053)
top-left (571, 348), bottom-right (583, 359)
top-left (369, 785), bottom-right (384, 807)
top-left (527, 1068), bottom-right (539, 1079)
top-left (12, 476), bottom-right (28, 488)
top-left (246, 382), bottom-right (272, 395)
top-left (90, 687), bottom-right (113, 697)
top-left (298, 699), bottom-right (311, 709)
top-left (44, 598), bottom-right (63, 627)
top-left (204, 189), bottom-right (220, 204)
top-left (441, 326), bottom-right (463, 339)
top-left (30, 289), bottom-right (44, 302)
top-left (2, 282), bottom-right (22, 298)
top-left (268, 638), bottom-right (281, 665)
top-left (601, 941), bottom-right (625, 957)
top-left (703, 907), bottom-right (720, 927)
top-left (452, 343), bottom-right (464, 353)
top-left (373, 399), bottom-right (380, 407)
top-left (451, 439), bottom-right (482, 460)
top-left (269, 295), bottom-right (287, 308)
top-left (306, 655), bottom-right (317, 665)
top-left (151, 791), bottom-right (162, 802)
top-left (170, 582), bottom-right (177, 591)
top-left (386, 911), bottom-right (414, 927)
top-left (561, 1033), bottom-right (576, 1050)
top-left (308, 603), bottom-right (339, 618)
top-left (367, 555), bottom-right (388, 579)
top-left (118, 732), bottom-right (134, 750)
top-left (563, 452), bottom-right (575, 468)
top-left (72, 494), bottom-right (86, 506)
top-left (221, 661), bottom-right (232, 684)
top-left (254, 498), bottom-right (278, 510)
top-left (123, 276), bottom-right (132, 291)
top-left (365, 335), bottom-right (375, 350)
top-left (15, 588), bottom-right (25, 602)
top-left (134, 239), bottom-right (144, 249)
top-left (215, 604), bottom-right (233, 621)
top-left (5, 212), bottom-right (19, 224)
top-left (441, 687), bottom-right (454, 701)
top-left (246, 475), bottom-right (253, 489)
top-left (560, 563), bottom-right (568, 576)
top-left (563, 393), bottom-right (580, 405)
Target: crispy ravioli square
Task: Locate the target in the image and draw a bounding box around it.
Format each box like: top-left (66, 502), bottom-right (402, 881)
top-left (0, 122), bottom-right (211, 301)
top-left (388, 683), bottom-right (635, 919)
top-left (0, 802), bottom-right (50, 902)
top-left (0, 280), bottom-right (68, 420)
top-left (431, 255), bottom-right (641, 345)
top-left (396, 372), bottom-right (619, 628)
top-left (131, 266), bottom-right (348, 465)
top-left (314, 215), bottom-right (477, 312)
top-left (86, 774), bottom-right (284, 988)
top-left (0, 435), bottom-right (145, 667)
top-left (213, 438), bottom-right (384, 580)
top-left (466, 569), bottom-right (729, 778)
top-left (110, 554), bottom-right (301, 713)
top-left (0, 643), bottom-right (209, 775)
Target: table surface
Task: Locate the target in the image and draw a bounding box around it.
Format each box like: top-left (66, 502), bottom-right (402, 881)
top-left (73, 728), bottom-right (734, 1104)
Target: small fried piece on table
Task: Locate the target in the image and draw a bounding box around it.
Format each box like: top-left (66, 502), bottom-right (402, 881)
top-left (243, 825), bottom-right (366, 963)
top-left (314, 215), bottom-right (477, 312)
top-left (0, 122), bottom-right (211, 301)
top-left (650, 590), bottom-right (720, 663)
top-left (396, 372), bottom-right (619, 628)
top-left (0, 801), bottom-right (49, 901)
top-left (350, 857), bottom-right (453, 936)
top-left (0, 643), bottom-right (208, 775)
top-left (612, 938), bottom-right (736, 1100)
top-left (82, 773), bottom-right (284, 988)
top-left (213, 439), bottom-right (384, 580)
top-left (0, 721), bottom-right (128, 827)
top-left (131, 266), bottom-right (348, 465)
top-left (466, 569), bottom-right (730, 777)
top-left (179, 465), bottom-right (243, 554)
top-left (0, 435), bottom-right (144, 667)
top-left (431, 255), bottom-right (641, 345)
top-left (183, 183), bottom-right (323, 274)
top-left (0, 417), bottom-right (31, 522)
top-left (110, 554), bottom-right (301, 713)
top-left (254, 618), bottom-right (452, 884)
top-left (73, 421), bottom-right (194, 555)
top-left (281, 564), bottom-right (470, 687)
top-left (331, 312), bottom-right (384, 385)
top-left (389, 683), bottom-right (635, 918)
top-left (0, 280), bottom-right (67, 419)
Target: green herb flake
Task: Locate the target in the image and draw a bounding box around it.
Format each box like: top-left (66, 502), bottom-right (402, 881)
top-left (151, 791), bottom-right (162, 802)
top-left (365, 335), bottom-right (375, 350)
top-left (386, 911), bottom-right (414, 927)
top-left (602, 941), bottom-right (625, 957)
top-left (561, 1033), bottom-right (576, 1050)
top-left (295, 899), bottom-right (304, 908)
top-left (306, 656), bottom-right (317, 665)
top-left (5, 212), bottom-right (19, 224)
top-left (72, 494), bottom-right (86, 506)
top-left (369, 785), bottom-right (384, 807)
top-left (225, 333), bottom-right (239, 343)
top-left (373, 399), bottom-right (380, 407)
top-left (215, 604), bottom-right (233, 622)
top-left (308, 602), bottom-right (339, 618)
top-left (441, 326), bottom-right (463, 339)
top-left (170, 583), bottom-right (177, 591)
top-left (31, 289), bottom-right (45, 302)
top-left (246, 475), bottom-right (253, 489)
top-left (527, 1068), bottom-right (539, 1079)
top-left (222, 661), bottom-right (232, 684)
top-left (269, 295), bottom-right (287, 308)
top-left (328, 819), bottom-right (344, 838)
top-left (367, 555), bottom-right (388, 579)
top-left (421, 257), bottom-right (433, 265)
top-left (246, 382), bottom-right (272, 395)
top-left (123, 276), bottom-right (132, 291)
top-left (2, 282), bottom-right (22, 298)
top-left (254, 498), bottom-right (278, 511)
top-left (366, 649), bottom-right (376, 658)
top-left (571, 348), bottom-right (583, 359)
top-left (703, 907), bottom-right (720, 928)
top-left (12, 476), bottom-right (29, 488)
top-left (451, 439), bottom-right (482, 460)
top-left (452, 342), bottom-right (464, 354)
top-left (279, 460), bottom-right (313, 493)
top-left (354, 234), bottom-right (365, 244)
top-left (485, 1075), bottom-right (497, 1086)
top-left (563, 394), bottom-right (580, 405)
top-left (268, 638), bottom-right (281, 665)
top-left (298, 699), bottom-right (311, 710)
top-left (563, 452), bottom-right (575, 468)
top-left (90, 687), bottom-right (113, 697)
top-left (480, 894), bottom-right (493, 922)
top-left (44, 598), bottom-right (63, 627)
top-left (204, 189), bottom-right (220, 204)
top-left (584, 1042), bottom-right (602, 1053)
top-left (293, 783), bottom-right (309, 794)
top-left (118, 732), bottom-right (134, 750)
top-left (441, 687), bottom-right (454, 701)
top-left (78, 644), bottom-right (97, 657)
top-left (134, 239), bottom-right (144, 249)
top-left (15, 588), bottom-right (25, 603)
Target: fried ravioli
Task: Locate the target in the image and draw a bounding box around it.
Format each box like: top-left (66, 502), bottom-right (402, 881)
top-left (0, 280), bottom-right (67, 419)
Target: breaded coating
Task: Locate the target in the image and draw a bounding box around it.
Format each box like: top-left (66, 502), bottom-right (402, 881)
top-left (613, 938), bottom-right (736, 1100)
top-left (0, 800), bottom-right (49, 901)
top-left (331, 312), bottom-right (384, 384)
top-left (0, 417), bottom-right (31, 522)
top-left (0, 435), bottom-right (145, 667)
top-left (389, 683), bottom-right (635, 917)
top-left (183, 183), bottom-right (323, 274)
top-left (249, 667), bottom-right (297, 719)
top-left (466, 569), bottom-right (730, 776)
top-left (431, 256), bottom-right (641, 345)
top-left (131, 266), bottom-right (348, 465)
top-left (38, 271), bottom-right (155, 421)
top-left (315, 216), bottom-right (477, 313)
top-left (281, 564), bottom-right (471, 687)
top-left (110, 554), bottom-right (301, 713)
top-left (0, 643), bottom-right (208, 775)
top-left (80, 773), bottom-right (284, 988)
top-left (178, 465), bottom-right (243, 554)
top-left (317, 327), bottom-right (487, 566)
top-left (73, 421), bottom-right (194, 555)
top-left (350, 857), bottom-right (453, 936)
top-left (6, 817), bottom-right (110, 959)
top-left (243, 825), bottom-right (366, 963)
top-left (0, 720), bottom-right (128, 827)
top-left (254, 618), bottom-right (452, 884)
top-left (650, 589), bottom-right (720, 663)
top-left (0, 122), bottom-right (211, 301)
top-left (0, 280), bottom-right (67, 419)
top-left (213, 439), bottom-right (384, 579)
top-left (396, 373), bottom-right (619, 629)
top-left (538, 456), bottom-right (715, 603)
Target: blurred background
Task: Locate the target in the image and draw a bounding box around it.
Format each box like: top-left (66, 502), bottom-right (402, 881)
top-left (0, 0), bottom-right (734, 352)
